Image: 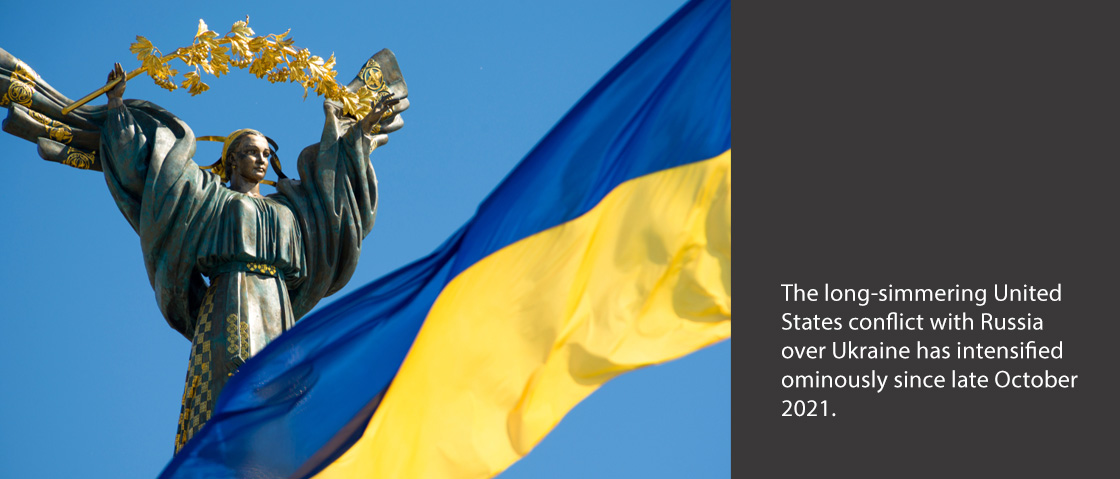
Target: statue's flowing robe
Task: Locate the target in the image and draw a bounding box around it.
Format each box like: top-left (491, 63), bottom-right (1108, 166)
top-left (1, 47), bottom-right (379, 452)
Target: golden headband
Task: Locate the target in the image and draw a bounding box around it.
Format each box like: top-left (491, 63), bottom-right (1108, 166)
top-left (198, 129), bottom-right (285, 186)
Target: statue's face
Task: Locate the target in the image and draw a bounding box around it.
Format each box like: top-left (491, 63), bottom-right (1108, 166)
top-left (231, 135), bottom-right (271, 184)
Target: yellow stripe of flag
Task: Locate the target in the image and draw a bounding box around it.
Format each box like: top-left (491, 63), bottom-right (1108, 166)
top-left (316, 150), bottom-right (731, 478)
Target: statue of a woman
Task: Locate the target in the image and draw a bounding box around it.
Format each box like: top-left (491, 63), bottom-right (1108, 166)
top-left (0, 49), bottom-right (406, 452)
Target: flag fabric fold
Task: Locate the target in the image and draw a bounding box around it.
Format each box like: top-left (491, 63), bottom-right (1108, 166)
top-left (160, 0), bottom-right (730, 476)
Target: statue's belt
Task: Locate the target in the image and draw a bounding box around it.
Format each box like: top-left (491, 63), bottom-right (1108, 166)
top-left (209, 261), bottom-right (283, 279)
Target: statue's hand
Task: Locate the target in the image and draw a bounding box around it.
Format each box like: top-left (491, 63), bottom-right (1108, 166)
top-left (360, 94), bottom-right (407, 136)
top-left (106, 63), bottom-right (126, 106)
top-left (378, 98), bottom-right (408, 134)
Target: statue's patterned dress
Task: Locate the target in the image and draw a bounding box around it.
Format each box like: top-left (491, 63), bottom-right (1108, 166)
top-left (100, 99), bottom-right (379, 452)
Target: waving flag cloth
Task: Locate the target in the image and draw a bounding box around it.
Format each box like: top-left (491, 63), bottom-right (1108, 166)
top-left (161, 0), bottom-right (729, 476)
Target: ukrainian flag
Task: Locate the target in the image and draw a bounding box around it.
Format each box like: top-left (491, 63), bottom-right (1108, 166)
top-left (161, 0), bottom-right (729, 476)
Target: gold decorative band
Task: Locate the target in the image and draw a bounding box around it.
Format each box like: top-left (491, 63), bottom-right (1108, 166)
top-left (225, 314), bottom-right (250, 359)
top-left (63, 149), bottom-right (97, 170)
top-left (245, 262), bottom-right (278, 276)
top-left (360, 58), bottom-right (391, 98)
top-left (209, 261), bottom-right (282, 279)
top-left (1, 61), bottom-right (38, 108)
top-left (27, 110), bottom-right (73, 144)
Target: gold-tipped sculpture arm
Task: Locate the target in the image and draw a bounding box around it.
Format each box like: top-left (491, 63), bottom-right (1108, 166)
top-left (62, 67), bottom-right (145, 115)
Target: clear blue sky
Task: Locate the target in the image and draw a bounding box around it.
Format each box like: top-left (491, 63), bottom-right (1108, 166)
top-left (0, 1), bottom-right (730, 477)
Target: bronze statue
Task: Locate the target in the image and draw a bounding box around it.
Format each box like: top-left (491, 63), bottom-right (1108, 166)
top-left (0, 47), bottom-right (407, 452)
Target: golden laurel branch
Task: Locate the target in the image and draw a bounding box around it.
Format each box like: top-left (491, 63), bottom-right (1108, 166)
top-left (63, 17), bottom-right (375, 117)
